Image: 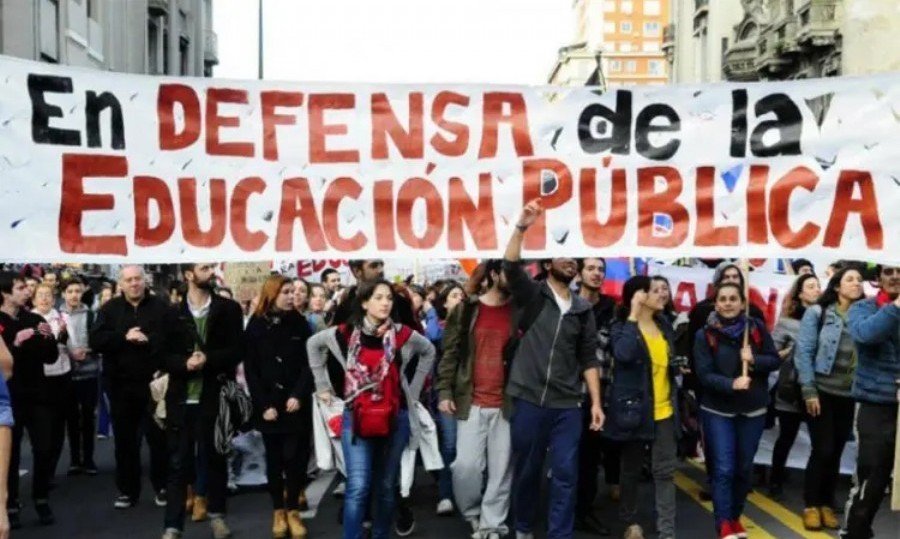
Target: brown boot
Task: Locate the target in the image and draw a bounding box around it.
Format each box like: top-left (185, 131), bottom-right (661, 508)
top-left (802, 507), bottom-right (822, 531)
top-left (185, 485), bottom-right (194, 512)
top-left (287, 510), bottom-right (307, 539)
top-left (819, 506), bottom-right (840, 530)
top-left (298, 490), bottom-right (309, 511)
top-left (191, 496), bottom-right (208, 522)
top-left (272, 509), bottom-right (288, 539)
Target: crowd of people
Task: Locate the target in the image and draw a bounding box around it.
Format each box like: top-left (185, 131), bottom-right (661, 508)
top-left (0, 200), bottom-right (896, 539)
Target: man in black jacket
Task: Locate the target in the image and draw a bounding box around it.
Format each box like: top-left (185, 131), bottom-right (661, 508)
top-left (504, 201), bottom-right (604, 539)
top-left (159, 264), bottom-right (243, 539)
top-left (90, 265), bottom-right (183, 510)
top-left (0, 271), bottom-right (59, 527)
top-left (574, 257), bottom-right (616, 536)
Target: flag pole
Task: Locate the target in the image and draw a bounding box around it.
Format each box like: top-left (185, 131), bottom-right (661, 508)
top-left (741, 259), bottom-right (751, 377)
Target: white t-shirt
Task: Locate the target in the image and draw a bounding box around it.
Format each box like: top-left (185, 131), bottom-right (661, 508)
top-left (550, 286), bottom-right (572, 315)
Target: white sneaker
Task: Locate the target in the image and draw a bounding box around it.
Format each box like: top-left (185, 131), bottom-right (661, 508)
top-left (436, 498), bottom-right (454, 516)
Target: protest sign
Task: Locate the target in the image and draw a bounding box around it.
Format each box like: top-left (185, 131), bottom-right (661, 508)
top-left (649, 265), bottom-right (795, 329)
top-left (222, 261), bottom-right (270, 302)
top-left (1, 55), bottom-right (898, 263)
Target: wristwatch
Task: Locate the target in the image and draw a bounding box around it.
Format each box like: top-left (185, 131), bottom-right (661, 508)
top-left (516, 224), bottom-right (528, 232)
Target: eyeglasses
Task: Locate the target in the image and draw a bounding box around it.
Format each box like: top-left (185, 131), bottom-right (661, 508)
top-left (883, 268), bottom-right (899, 277)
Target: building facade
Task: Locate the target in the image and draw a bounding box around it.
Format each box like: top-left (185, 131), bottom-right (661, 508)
top-left (600, 0), bottom-right (669, 87)
top-left (0, 0), bottom-right (218, 76)
top-left (548, 0), bottom-right (605, 88)
top-left (663, 0), bottom-right (744, 83)
top-left (663, 0), bottom-right (848, 83)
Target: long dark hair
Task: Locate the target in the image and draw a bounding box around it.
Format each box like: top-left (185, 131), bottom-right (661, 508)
top-left (434, 282), bottom-right (465, 321)
top-left (786, 273), bottom-right (818, 320)
top-left (650, 275), bottom-right (677, 320)
top-left (348, 279), bottom-right (395, 327)
top-left (615, 275), bottom-right (651, 321)
top-left (817, 266), bottom-right (862, 310)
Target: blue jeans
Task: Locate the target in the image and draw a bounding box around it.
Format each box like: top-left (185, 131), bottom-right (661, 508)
top-left (511, 399), bottom-right (581, 539)
top-left (436, 410), bottom-right (457, 501)
top-left (341, 408), bottom-right (410, 539)
top-left (700, 410), bottom-right (766, 530)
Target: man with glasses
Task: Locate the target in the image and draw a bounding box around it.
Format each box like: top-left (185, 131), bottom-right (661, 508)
top-left (843, 264), bottom-right (900, 539)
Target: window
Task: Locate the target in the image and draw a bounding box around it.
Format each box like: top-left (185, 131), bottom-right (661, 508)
top-left (648, 60), bottom-right (664, 75)
top-left (180, 37), bottom-right (190, 76)
top-left (621, 21), bottom-right (633, 33)
top-left (603, 42), bottom-right (617, 52)
top-left (87, 0), bottom-right (99, 21)
top-left (604, 21), bottom-right (616, 33)
top-left (609, 60), bottom-right (622, 72)
top-left (621, 1), bottom-right (633, 14)
top-left (644, 21), bottom-right (661, 36)
top-left (604, 1), bottom-right (616, 13)
top-left (643, 41), bottom-right (660, 51)
top-left (644, 0), bottom-right (661, 15)
top-left (39, 0), bottom-right (60, 61)
top-left (620, 42), bottom-right (633, 52)
top-left (625, 60), bottom-right (637, 73)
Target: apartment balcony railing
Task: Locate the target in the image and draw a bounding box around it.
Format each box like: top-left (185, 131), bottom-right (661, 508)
top-left (797, 0), bottom-right (840, 47)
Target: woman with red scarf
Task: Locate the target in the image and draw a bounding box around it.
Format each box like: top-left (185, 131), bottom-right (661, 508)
top-left (307, 279), bottom-right (435, 539)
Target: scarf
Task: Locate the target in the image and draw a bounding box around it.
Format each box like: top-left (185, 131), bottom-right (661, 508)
top-left (876, 289), bottom-right (892, 308)
top-left (344, 318), bottom-right (396, 402)
top-left (706, 311), bottom-right (749, 341)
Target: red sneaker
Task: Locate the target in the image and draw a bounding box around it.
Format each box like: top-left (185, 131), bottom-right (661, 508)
top-left (718, 521), bottom-right (738, 539)
top-left (731, 520), bottom-right (748, 539)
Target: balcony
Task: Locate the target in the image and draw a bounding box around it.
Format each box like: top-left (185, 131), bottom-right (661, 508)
top-left (756, 35), bottom-right (792, 75)
top-left (204, 30), bottom-right (218, 64)
top-left (148, 0), bottom-right (169, 17)
top-left (722, 39), bottom-right (758, 82)
top-left (662, 23), bottom-right (675, 63)
top-left (797, 0), bottom-right (840, 47)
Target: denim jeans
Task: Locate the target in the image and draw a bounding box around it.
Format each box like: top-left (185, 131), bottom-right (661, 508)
top-left (436, 410), bottom-right (457, 501)
top-left (341, 408), bottom-right (410, 539)
top-left (700, 410), bottom-right (766, 530)
top-left (511, 399), bottom-right (581, 539)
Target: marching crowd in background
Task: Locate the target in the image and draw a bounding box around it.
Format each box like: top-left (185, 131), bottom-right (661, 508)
top-left (0, 200), bottom-right (896, 539)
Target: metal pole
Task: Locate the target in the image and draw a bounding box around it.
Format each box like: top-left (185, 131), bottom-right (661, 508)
top-left (258, 0), bottom-right (263, 79)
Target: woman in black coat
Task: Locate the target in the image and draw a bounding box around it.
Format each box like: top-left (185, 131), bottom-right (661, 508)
top-left (606, 276), bottom-right (680, 539)
top-left (244, 275), bottom-right (314, 539)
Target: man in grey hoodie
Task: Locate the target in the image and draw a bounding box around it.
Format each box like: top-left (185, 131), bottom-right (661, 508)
top-left (504, 200), bottom-right (604, 539)
top-left (59, 277), bottom-right (100, 475)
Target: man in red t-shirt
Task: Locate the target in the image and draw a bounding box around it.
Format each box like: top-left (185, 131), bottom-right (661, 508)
top-left (436, 261), bottom-right (514, 539)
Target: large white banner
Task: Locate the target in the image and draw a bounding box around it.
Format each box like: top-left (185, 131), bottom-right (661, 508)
top-left (0, 55), bottom-right (898, 263)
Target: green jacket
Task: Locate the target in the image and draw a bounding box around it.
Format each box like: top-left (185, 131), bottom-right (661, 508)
top-left (435, 296), bottom-right (514, 420)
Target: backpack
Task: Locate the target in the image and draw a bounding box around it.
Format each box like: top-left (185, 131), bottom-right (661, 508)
top-left (350, 324), bottom-right (413, 439)
top-left (776, 306), bottom-right (826, 403)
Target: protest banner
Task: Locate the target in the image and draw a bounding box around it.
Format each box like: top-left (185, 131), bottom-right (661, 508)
top-left (648, 265), bottom-right (795, 329)
top-left (1, 55), bottom-right (898, 263)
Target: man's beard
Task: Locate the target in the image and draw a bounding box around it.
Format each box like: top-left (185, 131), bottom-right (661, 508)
top-left (195, 278), bottom-right (216, 291)
top-left (550, 267), bottom-right (576, 285)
